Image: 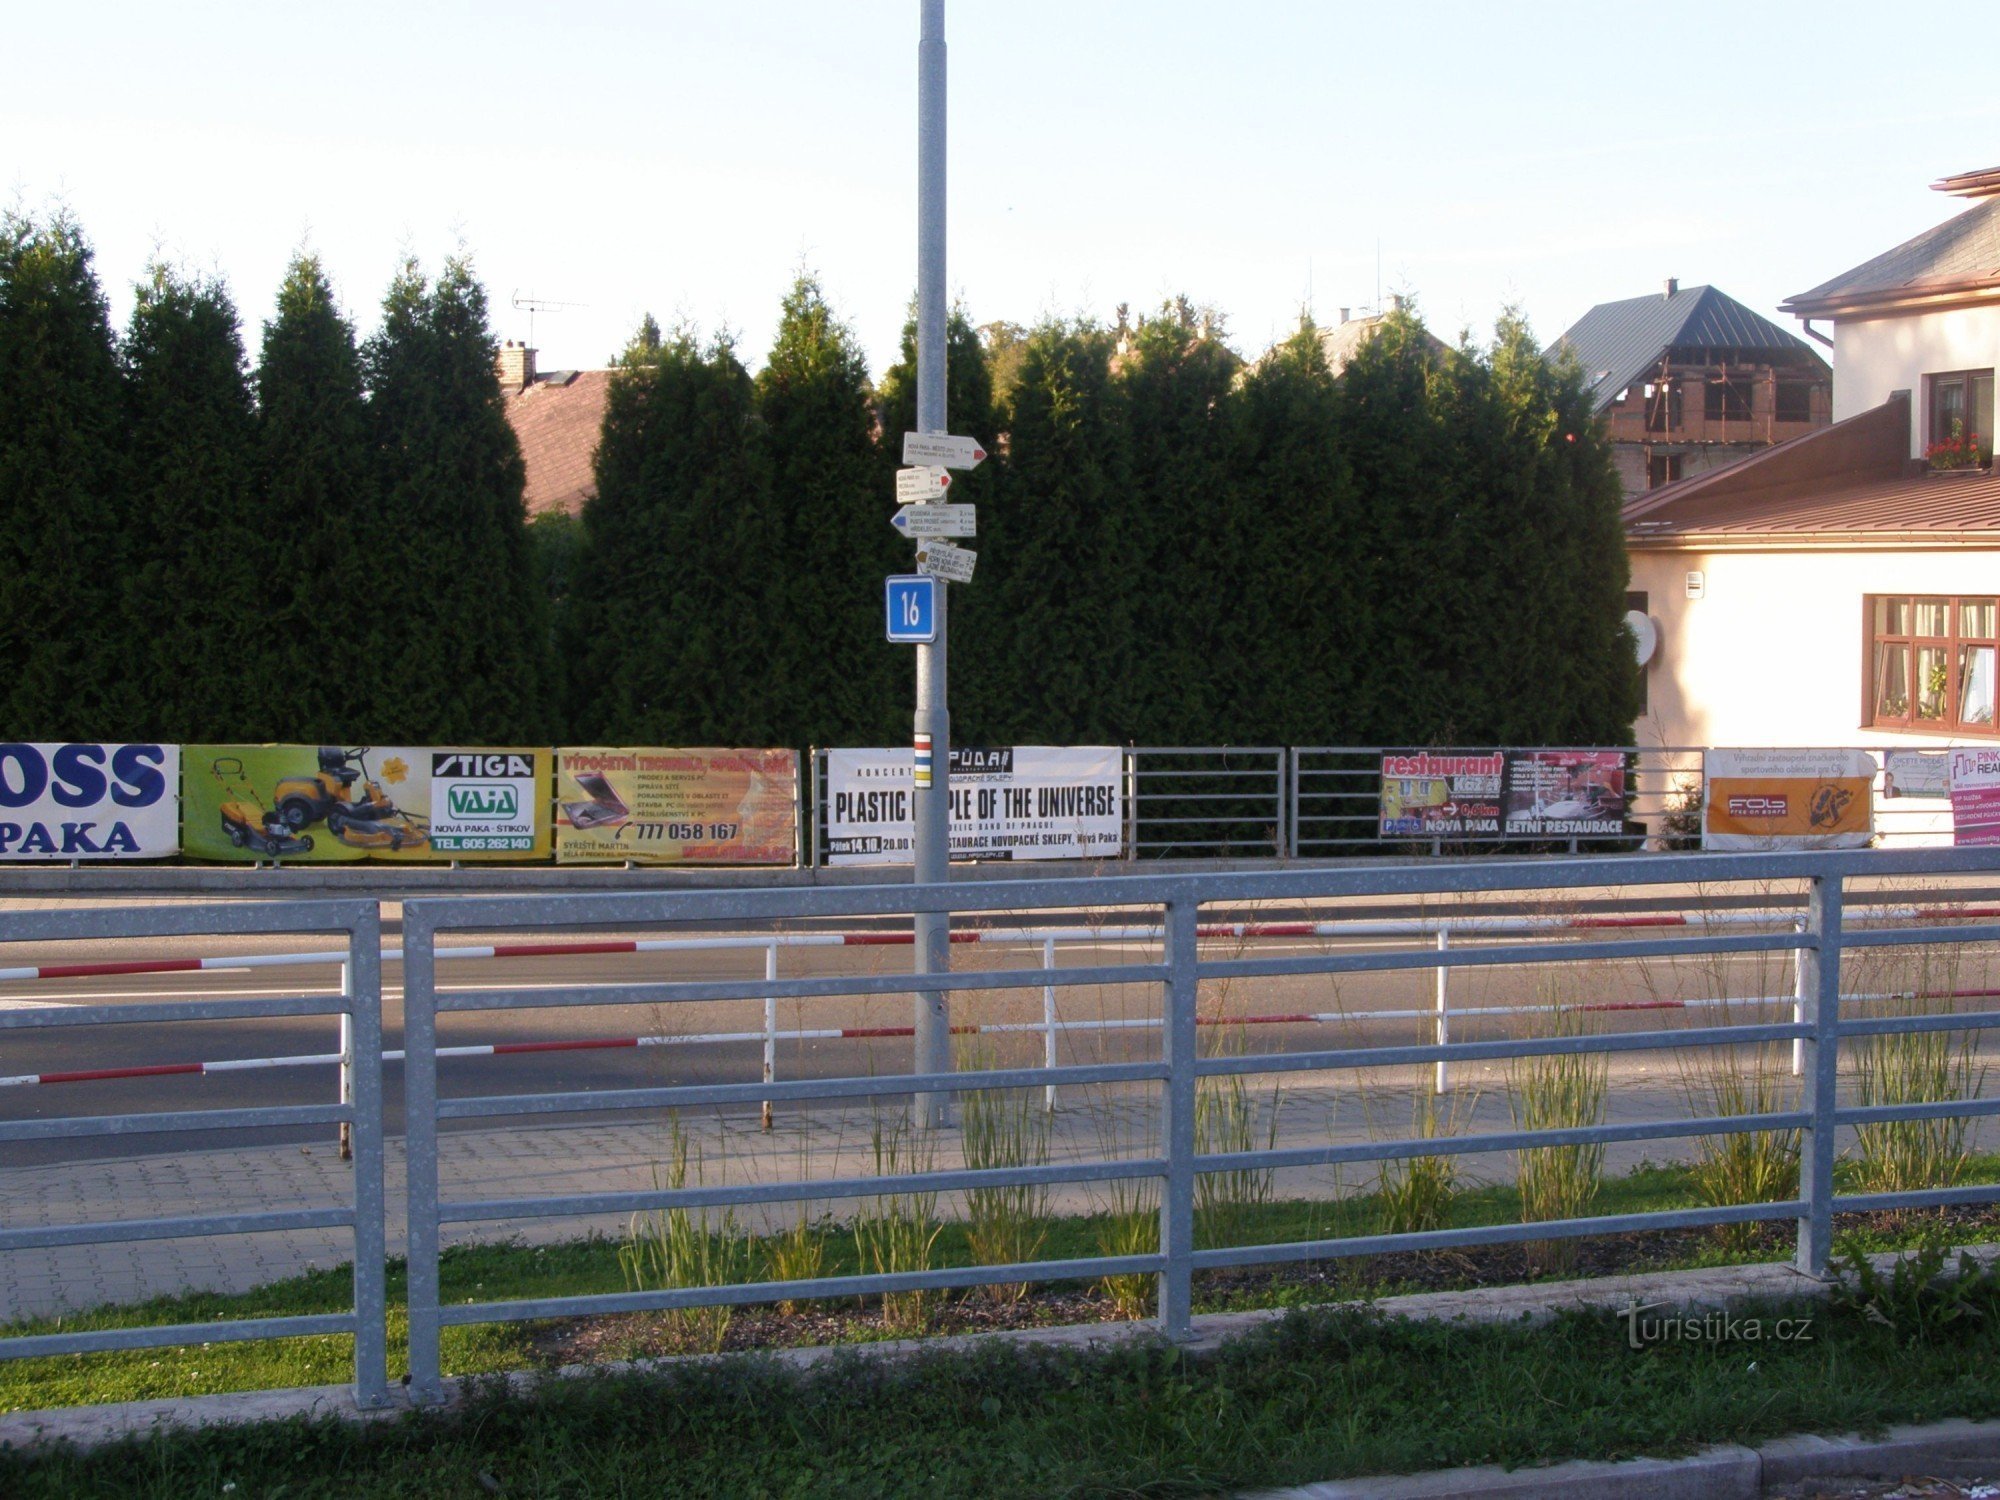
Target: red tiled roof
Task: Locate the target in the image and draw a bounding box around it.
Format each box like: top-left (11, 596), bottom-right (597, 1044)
top-left (1624, 394), bottom-right (2000, 546)
top-left (503, 371), bottom-right (612, 518)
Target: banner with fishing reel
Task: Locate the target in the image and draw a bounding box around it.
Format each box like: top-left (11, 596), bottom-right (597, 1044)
top-left (181, 745), bottom-right (553, 862)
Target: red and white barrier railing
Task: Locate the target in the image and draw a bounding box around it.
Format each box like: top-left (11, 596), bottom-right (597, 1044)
top-left (8, 903), bottom-right (1998, 1117)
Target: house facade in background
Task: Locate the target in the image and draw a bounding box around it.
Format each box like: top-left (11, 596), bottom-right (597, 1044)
top-left (496, 342), bottom-right (612, 519)
top-left (1554, 281), bottom-right (1831, 499)
top-left (1626, 165), bottom-right (2000, 759)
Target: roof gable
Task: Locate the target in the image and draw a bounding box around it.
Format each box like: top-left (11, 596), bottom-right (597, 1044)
top-left (1783, 194), bottom-right (2000, 316)
top-left (1552, 284), bottom-right (1818, 411)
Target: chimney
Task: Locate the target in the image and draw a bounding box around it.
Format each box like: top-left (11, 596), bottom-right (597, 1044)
top-left (495, 340), bottom-right (537, 392)
top-left (1663, 277), bottom-right (1679, 299)
top-left (1338, 306), bottom-right (1351, 325)
top-left (1389, 294), bottom-right (1405, 313)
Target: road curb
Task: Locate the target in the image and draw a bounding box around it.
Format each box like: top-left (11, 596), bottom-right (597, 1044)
top-left (1242, 1418), bottom-right (2000, 1498)
top-left (1241, 1443), bottom-right (1761, 1499)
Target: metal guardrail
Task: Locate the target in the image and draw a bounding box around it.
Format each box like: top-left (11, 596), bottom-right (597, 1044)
top-left (397, 846), bottom-right (2000, 1404)
top-left (0, 899), bottom-right (388, 1408)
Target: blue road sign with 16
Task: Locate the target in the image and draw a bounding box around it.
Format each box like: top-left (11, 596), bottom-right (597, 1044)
top-left (885, 574), bottom-right (937, 643)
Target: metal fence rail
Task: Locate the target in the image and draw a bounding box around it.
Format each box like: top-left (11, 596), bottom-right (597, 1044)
top-left (0, 899), bottom-right (387, 1408)
top-left (397, 846), bottom-right (2000, 1403)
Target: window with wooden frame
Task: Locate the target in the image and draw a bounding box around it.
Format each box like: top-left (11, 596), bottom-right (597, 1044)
top-left (1926, 369), bottom-right (1994, 456)
top-left (1867, 594), bottom-right (1997, 734)
top-left (1704, 377), bottom-right (1754, 422)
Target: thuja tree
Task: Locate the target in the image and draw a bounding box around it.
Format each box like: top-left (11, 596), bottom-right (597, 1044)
top-left (1476, 312), bottom-right (1638, 744)
top-left (1230, 318), bottom-right (1362, 745)
top-left (0, 212), bottom-right (134, 738)
top-left (756, 275), bottom-right (900, 747)
top-left (564, 323), bottom-right (776, 743)
top-left (1117, 300), bottom-right (1245, 744)
top-left (120, 265), bottom-right (268, 741)
top-left (979, 319), bottom-right (1131, 743)
top-left (363, 255), bottom-right (551, 743)
top-left (254, 254), bottom-right (380, 740)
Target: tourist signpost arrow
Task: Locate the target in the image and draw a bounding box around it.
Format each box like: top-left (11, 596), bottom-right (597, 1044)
top-left (915, 539), bottom-right (977, 583)
top-left (892, 504), bottom-right (976, 538)
top-left (902, 432), bottom-right (986, 470)
top-left (895, 465), bottom-right (952, 503)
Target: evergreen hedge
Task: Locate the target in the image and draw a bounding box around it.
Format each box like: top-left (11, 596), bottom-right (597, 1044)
top-left (0, 212), bottom-right (1636, 751)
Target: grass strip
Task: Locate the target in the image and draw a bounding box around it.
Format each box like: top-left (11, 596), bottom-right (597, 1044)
top-left (10, 1289), bottom-right (2000, 1497)
top-left (5, 1155), bottom-right (1998, 1413)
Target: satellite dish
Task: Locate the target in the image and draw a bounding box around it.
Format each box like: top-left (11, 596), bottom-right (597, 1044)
top-left (1626, 611), bottom-right (1659, 666)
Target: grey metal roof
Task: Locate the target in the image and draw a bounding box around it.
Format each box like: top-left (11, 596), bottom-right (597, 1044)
top-left (1785, 195), bottom-right (2000, 311)
top-left (1550, 284), bottom-right (1819, 412)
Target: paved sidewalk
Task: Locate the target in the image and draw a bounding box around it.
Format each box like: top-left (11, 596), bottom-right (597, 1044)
top-left (2, 1063), bottom-right (1721, 1322)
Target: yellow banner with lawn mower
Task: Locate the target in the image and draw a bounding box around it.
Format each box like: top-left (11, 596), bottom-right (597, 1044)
top-left (182, 745), bottom-right (553, 862)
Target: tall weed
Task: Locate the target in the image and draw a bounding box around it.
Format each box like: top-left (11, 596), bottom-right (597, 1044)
top-left (960, 1055), bottom-right (1053, 1303)
top-left (1509, 988), bottom-right (1608, 1274)
top-left (618, 1115), bottom-right (751, 1354)
top-left (1851, 943), bottom-right (1985, 1195)
top-left (851, 1113), bottom-right (943, 1336)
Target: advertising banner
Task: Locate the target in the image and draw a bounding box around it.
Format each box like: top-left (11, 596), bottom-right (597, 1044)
top-left (825, 746), bottom-right (1122, 864)
top-left (1502, 751), bottom-right (1627, 838)
top-left (181, 745), bottom-right (552, 862)
top-left (554, 748), bottom-right (797, 865)
top-left (1883, 749), bottom-right (1951, 801)
top-left (0, 743), bottom-right (178, 860)
top-left (1378, 751), bottom-right (1504, 840)
top-left (1948, 747), bottom-right (2000, 847)
top-left (1702, 748), bottom-right (1875, 851)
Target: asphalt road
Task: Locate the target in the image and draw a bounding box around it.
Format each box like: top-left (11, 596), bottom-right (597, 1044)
top-left (6, 882), bottom-right (1997, 1167)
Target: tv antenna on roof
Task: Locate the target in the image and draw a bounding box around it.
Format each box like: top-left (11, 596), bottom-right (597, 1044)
top-left (510, 290), bottom-right (589, 351)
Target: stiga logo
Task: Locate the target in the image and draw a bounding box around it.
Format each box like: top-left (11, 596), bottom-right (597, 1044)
top-left (447, 784), bottom-right (519, 819)
top-left (434, 752), bottom-right (535, 779)
top-left (1727, 795), bottom-right (1788, 818)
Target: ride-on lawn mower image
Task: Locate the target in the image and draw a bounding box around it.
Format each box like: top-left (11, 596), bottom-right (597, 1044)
top-left (211, 757), bottom-right (315, 858)
top-left (273, 747), bottom-right (429, 853)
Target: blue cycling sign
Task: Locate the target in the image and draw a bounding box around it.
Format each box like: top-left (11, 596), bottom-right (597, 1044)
top-left (885, 575), bottom-right (937, 644)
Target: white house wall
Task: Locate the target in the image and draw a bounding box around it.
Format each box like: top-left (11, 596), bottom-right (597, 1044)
top-left (1832, 308), bottom-right (2000, 456)
top-left (1629, 546), bottom-right (1997, 750)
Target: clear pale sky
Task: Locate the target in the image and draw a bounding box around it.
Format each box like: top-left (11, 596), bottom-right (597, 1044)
top-left (8, 1), bottom-right (1996, 381)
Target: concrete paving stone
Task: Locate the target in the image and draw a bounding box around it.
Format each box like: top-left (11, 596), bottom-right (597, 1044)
top-left (1240, 1444), bottom-right (1761, 1500)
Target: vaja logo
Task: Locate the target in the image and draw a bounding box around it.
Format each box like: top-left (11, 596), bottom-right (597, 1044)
top-left (447, 784), bottom-right (520, 819)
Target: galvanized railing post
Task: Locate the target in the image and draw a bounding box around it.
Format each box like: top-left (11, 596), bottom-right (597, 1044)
top-left (1124, 745), bottom-right (1139, 861)
top-left (762, 942), bottom-right (778, 1131)
top-left (1795, 874), bottom-right (1843, 1279)
top-left (1287, 748), bottom-right (1301, 859)
top-left (338, 961), bottom-right (353, 1162)
top-left (1042, 935), bottom-right (1059, 1112)
top-left (1273, 750), bottom-right (1287, 858)
top-left (1792, 916), bottom-right (1808, 1077)
top-left (1433, 930), bottom-right (1451, 1094)
top-left (402, 903), bottom-right (445, 1403)
top-left (1158, 893), bottom-right (1200, 1341)
top-left (346, 911), bottom-right (389, 1408)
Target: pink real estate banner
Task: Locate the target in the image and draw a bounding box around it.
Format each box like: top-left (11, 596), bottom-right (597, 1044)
top-left (1949, 747), bottom-right (2000, 847)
